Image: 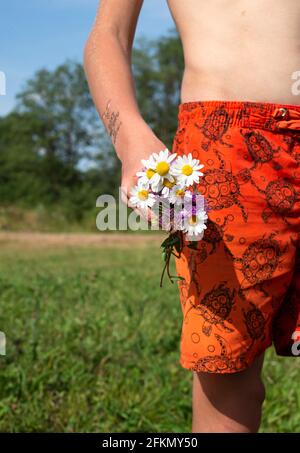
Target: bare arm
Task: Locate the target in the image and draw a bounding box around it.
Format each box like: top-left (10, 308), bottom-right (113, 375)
top-left (83, 0), bottom-right (165, 172)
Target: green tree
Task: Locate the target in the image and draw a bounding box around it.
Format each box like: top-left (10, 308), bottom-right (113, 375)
top-left (0, 111), bottom-right (45, 204)
top-left (16, 60), bottom-right (100, 168)
top-left (0, 29), bottom-right (184, 228)
top-left (133, 28), bottom-right (184, 145)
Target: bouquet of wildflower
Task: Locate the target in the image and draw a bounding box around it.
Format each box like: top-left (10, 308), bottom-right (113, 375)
top-left (129, 148), bottom-right (208, 286)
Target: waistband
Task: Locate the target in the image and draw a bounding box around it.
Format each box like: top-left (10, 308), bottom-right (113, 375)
top-left (177, 100), bottom-right (300, 132)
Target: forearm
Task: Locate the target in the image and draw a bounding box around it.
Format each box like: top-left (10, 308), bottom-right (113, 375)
top-left (84, 29), bottom-right (160, 161)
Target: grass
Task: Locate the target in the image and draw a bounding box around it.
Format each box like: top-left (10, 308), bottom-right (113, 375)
top-left (0, 241), bottom-right (299, 432)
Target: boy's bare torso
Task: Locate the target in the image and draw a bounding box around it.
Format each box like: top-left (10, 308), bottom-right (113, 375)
top-left (167, 0), bottom-right (300, 104)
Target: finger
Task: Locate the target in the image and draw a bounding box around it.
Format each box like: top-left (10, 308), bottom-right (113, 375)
top-left (127, 197), bottom-right (156, 227)
top-left (120, 184), bottom-right (130, 205)
top-left (124, 187), bottom-right (148, 221)
top-left (123, 181), bottom-right (159, 228)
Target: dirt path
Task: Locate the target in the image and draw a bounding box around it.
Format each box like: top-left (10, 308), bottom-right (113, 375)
top-left (0, 232), bottom-right (164, 249)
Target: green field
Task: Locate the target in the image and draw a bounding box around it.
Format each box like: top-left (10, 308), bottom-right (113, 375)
top-left (0, 239), bottom-right (299, 432)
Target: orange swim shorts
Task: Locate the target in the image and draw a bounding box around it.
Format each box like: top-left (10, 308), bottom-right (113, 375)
top-left (172, 100), bottom-right (300, 373)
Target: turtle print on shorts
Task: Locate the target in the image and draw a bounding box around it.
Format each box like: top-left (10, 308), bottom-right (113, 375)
top-left (195, 106), bottom-right (233, 151)
top-left (243, 302), bottom-right (266, 341)
top-left (189, 282), bottom-right (235, 337)
top-left (189, 216), bottom-right (235, 258)
top-left (197, 167), bottom-right (248, 222)
top-left (227, 231), bottom-right (289, 286)
top-left (172, 100), bottom-right (300, 373)
top-left (240, 129), bottom-right (281, 168)
top-left (193, 334), bottom-right (248, 373)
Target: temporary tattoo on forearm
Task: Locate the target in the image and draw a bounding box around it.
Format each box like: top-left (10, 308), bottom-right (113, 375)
top-left (101, 99), bottom-right (122, 145)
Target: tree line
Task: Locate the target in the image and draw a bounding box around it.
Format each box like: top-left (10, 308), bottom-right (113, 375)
top-left (0, 29), bottom-right (183, 228)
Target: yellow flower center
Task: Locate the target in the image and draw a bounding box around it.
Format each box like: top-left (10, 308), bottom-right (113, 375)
top-left (163, 178), bottom-right (175, 189)
top-left (176, 189), bottom-right (185, 197)
top-left (138, 189), bottom-right (149, 201)
top-left (182, 164), bottom-right (193, 176)
top-left (188, 215), bottom-right (198, 226)
top-left (146, 168), bottom-right (155, 179)
top-left (156, 161), bottom-right (170, 176)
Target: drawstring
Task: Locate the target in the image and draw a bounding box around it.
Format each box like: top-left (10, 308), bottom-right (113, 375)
top-left (272, 107), bottom-right (300, 131)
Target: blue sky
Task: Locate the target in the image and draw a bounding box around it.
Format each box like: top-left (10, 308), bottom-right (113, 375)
top-left (0, 0), bottom-right (175, 116)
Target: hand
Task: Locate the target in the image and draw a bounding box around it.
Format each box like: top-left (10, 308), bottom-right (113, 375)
top-left (119, 134), bottom-right (168, 225)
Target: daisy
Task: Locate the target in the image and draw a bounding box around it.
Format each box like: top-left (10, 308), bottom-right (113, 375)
top-left (168, 184), bottom-right (186, 204)
top-left (142, 148), bottom-right (177, 192)
top-left (175, 191), bottom-right (207, 236)
top-left (161, 177), bottom-right (177, 197)
top-left (136, 167), bottom-right (156, 189)
top-left (129, 183), bottom-right (156, 210)
top-left (173, 153), bottom-right (204, 188)
top-left (182, 190), bottom-right (206, 213)
top-left (183, 210), bottom-right (208, 239)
